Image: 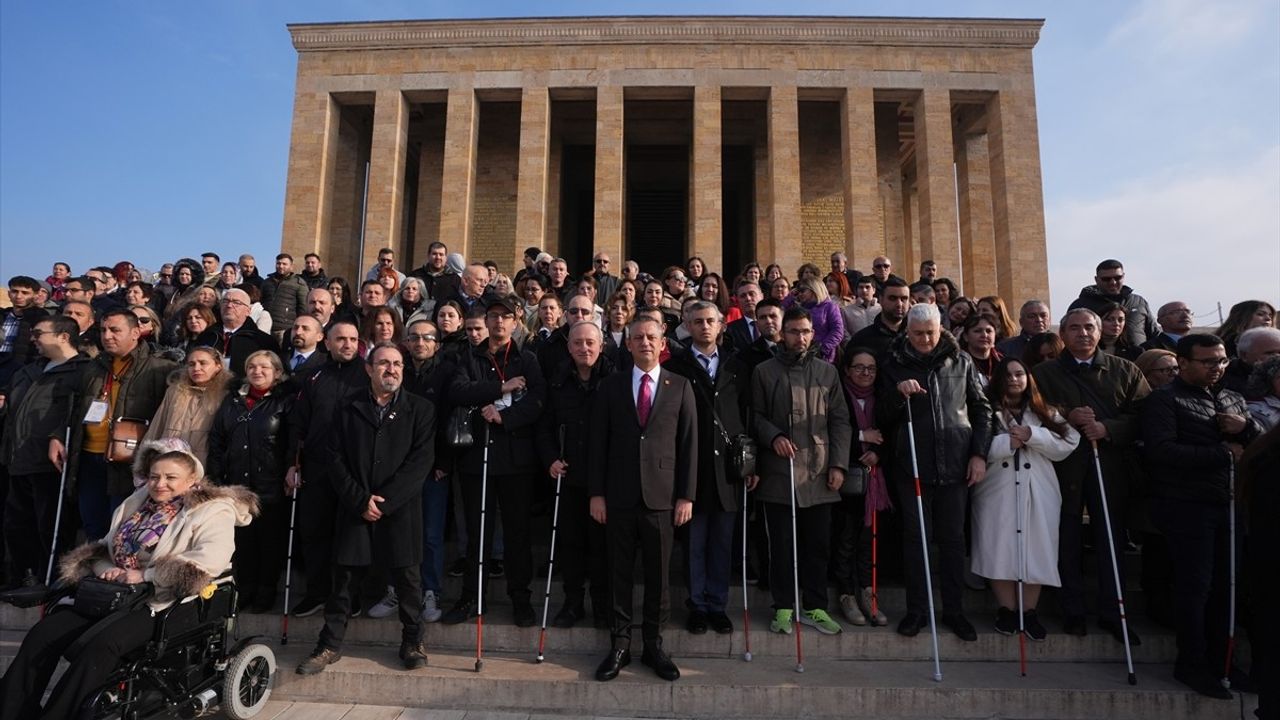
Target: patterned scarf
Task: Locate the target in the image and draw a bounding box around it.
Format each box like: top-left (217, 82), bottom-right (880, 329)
top-left (841, 376), bottom-right (893, 525)
top-left (112, 496), bottom-right (184, 570)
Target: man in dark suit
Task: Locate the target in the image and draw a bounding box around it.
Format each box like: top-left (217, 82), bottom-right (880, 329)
top-left (279, 316), bottom-right (327, 393)
top-left (665, 301), bottom-right (753, 636)
top-left (722, 281), bottom-right (763, 354)
top-left (589, 316), bottom-right (697, 682)
top-left (212, 288), bottom-right (277, 377)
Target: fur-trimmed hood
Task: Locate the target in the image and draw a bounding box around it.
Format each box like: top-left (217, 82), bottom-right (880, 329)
top-left (59, 483), bottom-right (260, 602)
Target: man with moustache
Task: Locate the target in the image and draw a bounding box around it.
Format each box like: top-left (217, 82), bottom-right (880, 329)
top-left (297, 342), bottom-right (435, 674)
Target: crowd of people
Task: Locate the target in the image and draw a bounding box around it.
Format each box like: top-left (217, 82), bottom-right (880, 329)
top-left (0, 246), bottom-right (1277, 709)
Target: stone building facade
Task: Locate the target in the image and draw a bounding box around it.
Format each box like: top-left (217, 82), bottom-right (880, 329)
top-left (280, 16), bottom-right (1048, 302)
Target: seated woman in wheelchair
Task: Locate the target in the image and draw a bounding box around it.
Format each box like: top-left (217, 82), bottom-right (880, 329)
top-left (0, 438), bottom-right (258, 720)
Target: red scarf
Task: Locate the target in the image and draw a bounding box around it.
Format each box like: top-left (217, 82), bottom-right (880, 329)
top-left (245, 385), bottom-right (269, 410)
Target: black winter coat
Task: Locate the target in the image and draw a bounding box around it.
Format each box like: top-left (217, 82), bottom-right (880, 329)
top-left (664, 346), bottom-right (747, 512)
top-left (325, 390), bottom-right (435, 567)
top-left (449, 340), bottom-right (546, 477)
top-left (206, 386), bottom-right (294, 504)
top-left (286, 358), bottom-right (369, 471)
top-left (404, 354), bottom-right (458, 476)
top-left (537, 356), bottom-right (614, 490)
top-left (1142, 377), bottom-right (1259, 504)
top-left (0, 353), bottom-right (91, 475)
top-left (877, 331), bottom-right (993, 486)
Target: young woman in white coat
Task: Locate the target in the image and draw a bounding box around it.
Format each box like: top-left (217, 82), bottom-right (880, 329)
top-left (971, 357), bottom-right (1079, 640)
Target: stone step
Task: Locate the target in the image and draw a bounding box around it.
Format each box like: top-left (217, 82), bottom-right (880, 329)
top-left (0, 605), bottom-right (1175, 665)
top-left (268, 644), bottom-right (1253, 720)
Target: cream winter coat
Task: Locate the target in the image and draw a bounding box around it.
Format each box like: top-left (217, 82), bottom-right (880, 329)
top-left (59, 483), bottom-right (258, 611)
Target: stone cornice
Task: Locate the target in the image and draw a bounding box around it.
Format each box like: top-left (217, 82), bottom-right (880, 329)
top-left (289, 16), bottom-right (1043, 52)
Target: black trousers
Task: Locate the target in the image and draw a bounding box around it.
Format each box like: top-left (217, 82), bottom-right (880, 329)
top-left (608, 506), bottom-right (672, 648)
top-left (556, 483), bottom-right (609, 612)
top-left (319, 564), bottom-right (424, 650)
top-left (1150, 497), bottom-right (1234, 671)
top-left (233, 497), bottom-right (291, 599)
top-left (1058, 468), bottom-right (1126, 621)
top-left (831, 493), bottom-right (874, 596)
top-left (896, 477), bottom-right (967, 616)
top-left (4, 472), bottom-right (62, 581)
top-left (297, 467), bottom-right (336, 601)
top-left (460, 472), bottom-right (533, 604)
top-left (763, 501), bottom-right (832, 612)
top-left (0, 605), bottom-right (154, 720)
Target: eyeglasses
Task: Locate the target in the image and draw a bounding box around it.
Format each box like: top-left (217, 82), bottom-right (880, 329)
top-left (372, 360), bottom-right (404, 369)
top-left (159, 273), bottom-right (173, 280)
top-left (1149, 365), bottom-right (1178, 375)
top-left (593, 258), bottom-right (609, 265)
top-left (29, 329), bottom-right (52, 338)
top-left (405, 334), bottom-right (437, 342)
top-left (134, 317), bottom-right (153, 325)
top-left (1187, 357), bottom-right (1230, 369)
top-left (567, 308), bottom-right (592, 316)
top-left (873, 263), bottom-right (891, 269)
top-left (221, 299), bottom-right (248, 308)
top-left (848, 364), bottom-right (877, 374)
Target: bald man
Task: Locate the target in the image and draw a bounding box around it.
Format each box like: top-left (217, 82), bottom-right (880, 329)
top-left (213, 288), bottom-right (277, 376)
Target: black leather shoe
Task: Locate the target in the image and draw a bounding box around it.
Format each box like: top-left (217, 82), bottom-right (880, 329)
top-left (1062, 614), bottom-right (1088, 637)
top-left (707, 611), bottom-right (734, 635)
top-left (553, 602), bottom-right (585, 629)
top-left (897, 613), bottom-right (927, 637)
top-left (441, 599), bottom-right (477, 625)
top-left (1174, 664), bottom-right (1232, 700)
top-left (641, 641), bottom-right (680, 681)
top-left (512, 600), bottom-right (537, 628)
top-left (685, 610), bottom-right (709, 635)
top-left (942, 613), bottom-right (977, 642)
top-left (399, 640), bottom-right (429, 670)
top-left (1098, 617), bottom-right (1142, 646)
top-left (595, 647), bottom-right (631, 681)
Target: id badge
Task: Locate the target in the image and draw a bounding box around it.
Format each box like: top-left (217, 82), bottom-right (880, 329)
top-left (83, 400), bottom-right (109, 424)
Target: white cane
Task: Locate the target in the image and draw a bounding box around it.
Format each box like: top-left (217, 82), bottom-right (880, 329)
top-left (475, 424), bottom-right (491, 672)
top-left (906, 399), bottom-right (943, 682)
top-left (1221, 455), bottom-right (1237, 690)
top-left (1089, 440), bottom-right (1137, 686)
top-left (44, 428), bottom-right (72, 587)
top-left (1013, 444), bottom-right (1027, 677)
top-left (741, 480), bottom-right (753, 662)
top-left (787, 456), bottom-right (804, 673)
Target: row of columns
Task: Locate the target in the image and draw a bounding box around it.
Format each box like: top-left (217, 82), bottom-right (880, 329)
top-left (282, 83), bottom-right (1046, 303)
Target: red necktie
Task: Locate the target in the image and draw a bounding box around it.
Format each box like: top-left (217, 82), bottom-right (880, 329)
top-left (637, 374), bottom-right (653, 428)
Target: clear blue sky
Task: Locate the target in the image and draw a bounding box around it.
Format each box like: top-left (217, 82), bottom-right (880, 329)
top-left (2, 0), bottom-right (1277, 317)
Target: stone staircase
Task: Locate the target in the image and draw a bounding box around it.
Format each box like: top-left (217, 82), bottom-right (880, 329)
top-left (0, 580), bottom-right (1258, 719)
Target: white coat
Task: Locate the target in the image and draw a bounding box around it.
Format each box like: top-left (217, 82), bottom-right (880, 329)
top-left (970, 409), bottom-right (1079, 586)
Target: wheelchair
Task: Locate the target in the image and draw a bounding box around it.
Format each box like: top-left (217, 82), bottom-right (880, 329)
top-left (4, 574), bottom-right (276, 719)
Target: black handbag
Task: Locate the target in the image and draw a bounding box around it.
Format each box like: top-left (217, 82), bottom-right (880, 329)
top-left (840, 464), bottom-right (868, 497)
top-left (446, 406), bottom-right (476, 448)
top-left (73, 577), bottom-right (153, 618)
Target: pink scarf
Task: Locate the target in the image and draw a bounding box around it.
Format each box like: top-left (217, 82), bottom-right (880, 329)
top-left (842, 377), bottom-right (893, 525)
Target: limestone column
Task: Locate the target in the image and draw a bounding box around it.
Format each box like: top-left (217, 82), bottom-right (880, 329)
top-left (440, 86), bottom-right (479, 259)
top-left (912, 88), bottom-right (961, 279)
top-left (690, 85), bottom-right (723, 265)
top-left (987, 89), bottom-right (1049, 304)
top-left (593, 85), bottom-right (625, 263)
top-left (280, 91), bottom-right (339, 263)
top-left (362, 89), bottom-right (410, 274)
top-left (768, 85), bottom-right (802, 273)
top-left (515, 86), bottom-right (551, 271)
top-left (956, 132), bottom-right (997, 298)
top-left (840, 87), bottom-right (880, 267)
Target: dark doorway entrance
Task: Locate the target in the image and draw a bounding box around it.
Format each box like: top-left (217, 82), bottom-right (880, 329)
top-left (721, 145), bottom-right (755, 277)
top-left (558, 144), bottom-right (595, 275)
top-left (626, 145), bottom-right (688, 274)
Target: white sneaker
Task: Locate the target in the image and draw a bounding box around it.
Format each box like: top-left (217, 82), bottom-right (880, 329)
top-left (367, 586), bottom-right (399, 618)
top-left (420, 590), bottom-right (442, 623)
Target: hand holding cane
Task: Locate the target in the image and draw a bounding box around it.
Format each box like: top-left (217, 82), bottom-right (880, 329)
top-left (1089, 439), bottom-right (1137, 685)
top-left (536, 425), bottom-right (567, 663)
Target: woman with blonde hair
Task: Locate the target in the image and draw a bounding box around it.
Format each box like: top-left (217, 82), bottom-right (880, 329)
top-left (786, 277), bottom-right (845, 363)
top-left (143, 346), bottom-right (235, 465)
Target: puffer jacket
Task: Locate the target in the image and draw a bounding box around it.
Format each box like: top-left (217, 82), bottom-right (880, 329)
top-left (1069, 285), bottom-right (1159, 348)
top-left (142, 368), bottom-right (236, 465)
top-left (0, 353), bottom-right (92, 474)
top-left (162, 258), bottom-right (207, 322)
top-left (206, 384), bottom-right (294, 504)
top-left (877, 331), bottom-right (993, 485)
top-left (751, 348), bottom-right (852, 508)
top-left (58, 481), bottom-right (258, 611)
top-left (1142, 377), bottom-right (1259, 504)
top-left (260, 271), bottom-right (309, 329)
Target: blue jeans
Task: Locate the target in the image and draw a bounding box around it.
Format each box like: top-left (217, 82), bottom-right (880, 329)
top-left (419, 472), bottom-right (449, 593)
top-left (76, 453), bottom-right (111, 541)
top-left (686, 508), bottom-right (735, 613)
